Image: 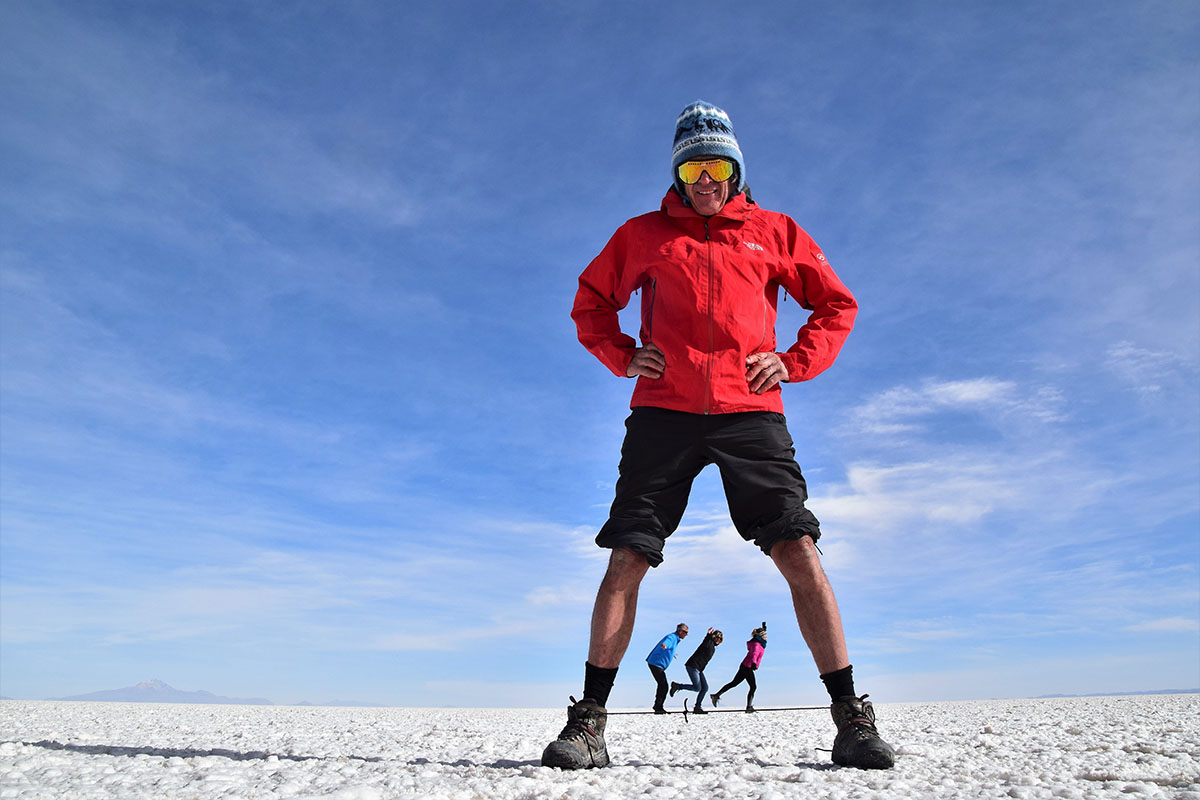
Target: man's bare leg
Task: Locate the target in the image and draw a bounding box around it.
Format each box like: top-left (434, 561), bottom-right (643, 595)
top-left (770, 537), bottom-right (849, 674)
top-left (588, 547), bottom-right (650, 668)
top-left (542, 549), bottom-right (649, 769)
top-left (771, 536), bottom-right (893, 768)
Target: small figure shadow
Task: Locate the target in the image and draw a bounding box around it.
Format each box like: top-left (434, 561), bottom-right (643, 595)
top-left (17, 739), bottom-right (382, 763)
top-left (16, 741), bottom-right (833, 772)
top-left (619, 758), bottom-right (839, 771)
top-left (406, 757), bottom-right (542, 768)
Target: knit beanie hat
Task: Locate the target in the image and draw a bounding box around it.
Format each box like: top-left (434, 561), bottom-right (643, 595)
top-left (672, 100), bottom-right (746, 193)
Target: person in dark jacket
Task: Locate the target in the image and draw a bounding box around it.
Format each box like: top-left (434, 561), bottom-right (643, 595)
top-left (670, 628), bottom-right (722, 713)
top-left (541, 100), bottom-right (894, 774)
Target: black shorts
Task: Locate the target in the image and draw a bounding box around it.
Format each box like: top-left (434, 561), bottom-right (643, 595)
top-left (595, 408), bottom-right (821, 567)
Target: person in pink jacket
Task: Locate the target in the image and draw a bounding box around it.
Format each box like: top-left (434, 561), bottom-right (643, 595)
top-left (711, 625), bottom-right (768, 712)
top-left (541, 100), bottom-right (894, 774)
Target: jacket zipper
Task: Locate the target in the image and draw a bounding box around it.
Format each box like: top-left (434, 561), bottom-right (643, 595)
top-left (645, 277), bottom-right (657, 344)
top-left (704, 219), bottom-right (713, 415)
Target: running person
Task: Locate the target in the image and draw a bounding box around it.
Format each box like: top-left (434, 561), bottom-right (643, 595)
top-left (670, 627), bottom-right (722, 713)
top-left (711, 625), bottom-right (766, 712)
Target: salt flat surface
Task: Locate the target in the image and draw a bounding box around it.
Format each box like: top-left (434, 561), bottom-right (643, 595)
top-left (1, 695), bottom-right (1197, 799)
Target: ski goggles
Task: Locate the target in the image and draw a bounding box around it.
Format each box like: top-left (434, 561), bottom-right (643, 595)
top-left (676, 158), bottom-right (735, 185)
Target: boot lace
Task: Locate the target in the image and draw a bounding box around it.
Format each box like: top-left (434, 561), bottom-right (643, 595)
top-left (836, 695), bottom-right (880, 738)
top-left (558, 718), bottom-right (599, 742)
top-left (555, 697), bottom-right (605, 762)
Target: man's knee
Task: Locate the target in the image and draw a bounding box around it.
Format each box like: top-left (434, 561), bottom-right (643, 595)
top-left (770, 536), bottom-right (833, 588)
top-left (770, 535), bottom-right (820, 565)
top-left (602, 547), bottom-right (650, 588)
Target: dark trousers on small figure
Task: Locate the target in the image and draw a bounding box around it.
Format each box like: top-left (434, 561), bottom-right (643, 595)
top-left (716, 665), bottom-right (757, 707)
top-left (674, 665), bottom-right (709, 709)
top-left (648, 664), bottom-right (669, 711)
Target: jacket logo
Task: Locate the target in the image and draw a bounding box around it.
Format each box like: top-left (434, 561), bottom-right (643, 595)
top-left (815, 252), bottom-right (827, 262)
top-left (742, 241), bottom-right (764, 251)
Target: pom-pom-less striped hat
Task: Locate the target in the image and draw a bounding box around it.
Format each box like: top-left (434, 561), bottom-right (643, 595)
top-left (672, 101), bottom-right (745, 192)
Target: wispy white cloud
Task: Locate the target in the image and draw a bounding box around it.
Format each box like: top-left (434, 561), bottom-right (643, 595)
top-left (1106, 341), bottom-right (1197, 395)
top-left (859, 621), bottom-right (974, 655)
top-left (1123, 617), bottom-right (1200, 634)
top-left (0, 261), bottom-right (447, 505)
top-left (872, 648), bottom-right (1200, 702)
top-left (524, 585), bottom-right (595, 608)
top-left (1, 523), bottom-right (591, 656)
top-left (0, 4), bottom-right (419, 230)
top-left (819, 459), bottom-right (1018, 527)
top-left (844, 377), bottom-right (1068, 438)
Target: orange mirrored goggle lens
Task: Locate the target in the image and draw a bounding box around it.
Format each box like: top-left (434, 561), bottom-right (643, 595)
top-left (676, 158), bottom-right (735, 185)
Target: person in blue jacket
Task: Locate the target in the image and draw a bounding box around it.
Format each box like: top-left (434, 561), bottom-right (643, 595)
top-left (646, 623), bottom-right (688, 713)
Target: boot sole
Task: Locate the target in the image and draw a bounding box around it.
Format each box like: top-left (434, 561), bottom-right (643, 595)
top-left (541, 746), bottom-right (610, 769)
top-left (833, 748), bottom-right (895, 770)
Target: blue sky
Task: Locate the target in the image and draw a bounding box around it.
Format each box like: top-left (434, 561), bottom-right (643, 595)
top-left (1, 1), bottom-right (1197, 708)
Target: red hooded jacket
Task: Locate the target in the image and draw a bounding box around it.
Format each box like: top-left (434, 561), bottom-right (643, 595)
top-left (572, 190), bottom-right (857, 415)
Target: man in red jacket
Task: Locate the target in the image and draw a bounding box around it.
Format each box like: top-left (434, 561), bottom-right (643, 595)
top-left (541, 101), bottom-right (894, 772)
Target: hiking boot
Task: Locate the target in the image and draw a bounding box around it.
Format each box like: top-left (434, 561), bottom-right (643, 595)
top-left (710, 692), bottom-right (721, 707)
top-left (669, 682), bottom-right (679, 697)
top-left (653, 705), bottom-right (668, 714)
top-left (541, 697), bottom-right (609, 769)
top-left (745, 704), bottom-right (756, 713)
top-left (830, 695), bottom-right (895, 769)
top-left (691, 704), bottom-right (707, 714)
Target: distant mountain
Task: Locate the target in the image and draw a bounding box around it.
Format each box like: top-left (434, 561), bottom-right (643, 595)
top-left (1035, 688), bottom-right (1199, 699)
top-left (53, 679), bottom-right (272, 705)
top-left (294, 699), bottom-right (385, 707)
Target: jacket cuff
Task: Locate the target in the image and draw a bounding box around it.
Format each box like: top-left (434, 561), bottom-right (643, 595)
top-left (597, 338), bottom-right (637, 377)
top-left (779, 351), bottom-right (811, 382)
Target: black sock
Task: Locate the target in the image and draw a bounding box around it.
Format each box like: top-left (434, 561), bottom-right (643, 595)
top-left (820, 664), bottom-right (855, 701)
top-left (583, 661), bottom-right (618, 707)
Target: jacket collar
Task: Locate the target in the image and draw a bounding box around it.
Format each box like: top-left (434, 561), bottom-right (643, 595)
top-left (661, 187), bottom-right (754, 223)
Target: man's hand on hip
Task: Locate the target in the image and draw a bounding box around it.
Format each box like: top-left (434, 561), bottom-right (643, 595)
top-left (627, 343), bottom-right (666, 379)
top-left (746, 352), bottom-right (788, 394)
